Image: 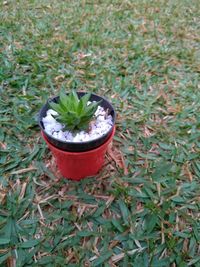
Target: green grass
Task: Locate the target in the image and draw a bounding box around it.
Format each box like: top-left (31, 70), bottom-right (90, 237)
top-left (0, 0), bottom-right (200, 266)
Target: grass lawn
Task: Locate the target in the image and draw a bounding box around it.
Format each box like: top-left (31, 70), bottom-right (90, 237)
top-left (0, 0), bottom-right (200, 266)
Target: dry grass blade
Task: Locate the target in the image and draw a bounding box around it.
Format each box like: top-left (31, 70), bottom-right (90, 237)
top-left (183, 163), bottom-right (193, 182)
top-left (107, 145), bottom-right (129, 175)
top-left (10, 167), bottom-right (37, 175)
top-left (19, 182), bottom-right (27, 200)
top-left (111, 253), bottom-right (125, 263)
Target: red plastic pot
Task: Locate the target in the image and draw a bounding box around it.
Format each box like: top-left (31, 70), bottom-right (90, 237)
top-left (42, 127), bottom-right (115, 181)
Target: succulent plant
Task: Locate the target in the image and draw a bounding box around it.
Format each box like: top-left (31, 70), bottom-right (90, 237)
top-left (49, 91), bottom-right (101, 131)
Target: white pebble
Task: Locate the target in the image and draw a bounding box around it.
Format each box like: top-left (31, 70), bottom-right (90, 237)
top-left (57, 131), bottom-right (66, 141)
top-left (52, 132), bottom-right (58, 138)
top-left (42, 114), bottom-right (57, 125)
top-left (45, 125), bottom-right (54, 135)
top-left (53, 123), bottom-right (63, 131)
top-left (97, 114), bottom-right (104, 120)
top-left (64, 131), bottom-right (73, 141)
top-left (47, 109), bottom-right (58, 116)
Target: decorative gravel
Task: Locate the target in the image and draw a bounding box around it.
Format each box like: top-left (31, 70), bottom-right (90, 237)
top-left (42, 104), bottom-right (113, 142)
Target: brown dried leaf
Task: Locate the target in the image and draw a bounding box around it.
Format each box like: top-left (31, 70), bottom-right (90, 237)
top-left (107, 145), bottom-right (128, 175)
top-left (167, 104), bottom-right (182, 114)
top-left (142, 125), bottom-right (154, 138)
top-left (6, 256), bottom-right (16, 267)
top-left (140, 23), bottom-right (147, 33)
top-left (183, 163), bottom-right (193, 182)
top-left (111, 253), bottom-right (125, 263)
top-left (77, 52), bottom-right (92, 59)
top-left (54, 75), bottom-right (65, 82)
top-left (45, 156), bottom-right (62, 180)
top-left (0, 141), bottom-right (7, 149)
top-left (0, 188), bottom-right (7, 205)
top-left (19, 182), bottom-right (27, 200)
top-left (11, 166), bottom-right (37, 175)
top-left (109, 240), bottom-right (119, 249)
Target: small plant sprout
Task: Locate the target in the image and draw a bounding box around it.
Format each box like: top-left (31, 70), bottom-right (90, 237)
top-left (49, 91), bottom-right (101, 131)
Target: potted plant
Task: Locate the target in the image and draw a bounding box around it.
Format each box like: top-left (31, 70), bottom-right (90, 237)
top-left (38, 91), bottom-right (116, 180)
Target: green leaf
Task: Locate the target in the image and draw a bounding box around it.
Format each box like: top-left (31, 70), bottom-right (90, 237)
top-left (37, 256), bottom-right (54, 265)
top-left (72, 90), bottom-right (79, 104)
top-left (171, 196), bottom-right (185, 203)
top-left (49, 102), bottom-right (65, 114)
top-left (77, 231), bottom-right (96, 237)
top-left (0, 238), bottom-right (10, 245)
top-left (111, 218), bottom-right (124, 233)
top-left (145, 214), bottom-right (158, 233)
top-left (152, 161), bottom-right (173, 181)
top-left (59, 90), bottom-right (70, 107)
top-left (92, 204), bottom-right (106, 218)
top-left (80, 93), bottom-right (91, 107)
top-left (118, 199), bottom-right (130, 226)
top-left (19, 239), bottom-right (41, 248)
top-left (77, 97), bottom-right (85, 115)
top-left (188, 256), bottom-right (200, 266)
top-left (188, 237), bottom-right (196, 257)
top-left (151, 257), bottom-right (170, 267)
top-left (93, 251), bottom-right (113, 266)
top-left (19, 218), bottom-right (38, 225)
top-left (4, 218), bottom-right (12, 241)
top-left (85, 101), bottom-right (100, 116)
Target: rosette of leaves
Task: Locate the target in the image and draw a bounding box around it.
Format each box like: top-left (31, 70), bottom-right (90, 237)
top-left (49, 91), bottom-right (101, 131)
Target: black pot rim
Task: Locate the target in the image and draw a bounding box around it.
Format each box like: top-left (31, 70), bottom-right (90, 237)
top-left (38, 92), bottom-right (116, 151)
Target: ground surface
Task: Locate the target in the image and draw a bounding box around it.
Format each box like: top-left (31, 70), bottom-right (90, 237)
top-left (0, 0), bottom-right (200, 266)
